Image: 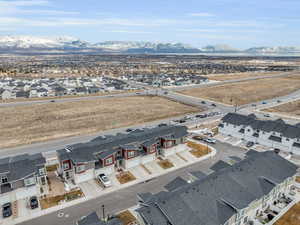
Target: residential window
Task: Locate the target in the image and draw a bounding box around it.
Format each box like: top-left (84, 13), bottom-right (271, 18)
top-left (24, 177), bottom-right (36, 186)
top-left (63, 162), bottom-right (70, 170)
top-left (105, 158), bottom-right (113, 165)
top-left (128, 151), bottom-right (135, 158)
top-left (1, 176), bottom-right (8, 184)
top-left (76, 165), bottom-right (85, 173)
top-left (39, 168), bottom-right (46, 176)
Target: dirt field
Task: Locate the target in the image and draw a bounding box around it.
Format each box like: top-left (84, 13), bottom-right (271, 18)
top-left (275, 203), bottom-right (300, 225)
top-left (208, 71), bottom-right (282, 81)
top-left (0, 96), bottom-right (199, 149)
top-left (179, 74), bottom-right (300, 106)
top-left (265, 100), bottom-right (300, 118)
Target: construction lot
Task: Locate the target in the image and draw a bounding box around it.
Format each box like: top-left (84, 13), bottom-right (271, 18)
top-left (0, 96), bottom-right (199, 149)
top-left (265, 100), bottom-right (300, 118)
top-left (179, 74), bottom-right (300, 106)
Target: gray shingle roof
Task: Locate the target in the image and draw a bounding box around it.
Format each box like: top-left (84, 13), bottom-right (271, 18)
top-left (222, 113), bottom-right (300, 139)
top-left (77, 212), bottom-right (122, 225)
top-left (0, 153), bottom-right (46, 182)
top-left (136, 151), bottom-right (298, 225)
top-left (58, 125), bottom-right (188, 164)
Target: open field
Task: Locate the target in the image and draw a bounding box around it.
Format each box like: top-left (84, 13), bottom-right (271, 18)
top-left (0, 90), bottom-right (137, 104)
top-left (208, 71), bottom-right (282, 81)
top-left (264, 100), bottom-right (300, 118)
top-left (275, 203), bottom-right (300, 225)
top-left (179, 74), bottom-right (300, 106)
top-left (0, 96), bottom-right (199, 149)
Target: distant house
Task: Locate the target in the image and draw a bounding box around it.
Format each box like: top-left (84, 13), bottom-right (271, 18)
top-left (16, 90), bottom-right (30, 98)
top-left (88, 86), bottom-right (101, 94)
top-left (75, 87), bottom-right (89, 95)
top-left (0, 89), bottom-right (16, 100)
top-left (76, 212), bottom-right (123, 225)
top-left (0, 153), bottom-right (48, 205)
top-left (54, 86), bottom-right (67, 96)
top-left (37, 88), bottom-right (48, 97)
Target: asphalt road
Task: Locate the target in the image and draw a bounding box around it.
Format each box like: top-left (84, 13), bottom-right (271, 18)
top-left (17, 141), bottom-right (246, 225)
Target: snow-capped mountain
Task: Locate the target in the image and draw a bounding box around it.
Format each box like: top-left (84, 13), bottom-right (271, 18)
top-left (94, 41), bottom-right (201, 53)
top-left (0, 36), bottom-right (89, 49)
top-left (0, 36), bottom-right (299, 55)
top-left (0, 36), bottom-right (201, 53)
top-left (246, 46), bottom-right (300, 54)
top-left (201, 44), bottom-right (241, 52)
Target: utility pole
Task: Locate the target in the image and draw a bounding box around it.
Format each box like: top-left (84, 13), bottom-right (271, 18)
top-left (102, 204), bottom-right (106, 221)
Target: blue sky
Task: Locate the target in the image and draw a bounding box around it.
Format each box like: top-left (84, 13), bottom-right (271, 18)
top-left (0, 0), bottom-right (299, 48)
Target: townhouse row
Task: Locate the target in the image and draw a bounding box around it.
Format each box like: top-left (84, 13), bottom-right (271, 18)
top-left (219, 113), bottom-right (300, 155)
top-left (135, 151), bottom-right (298, 225)
top-left (0, 125), bottom-right (188, 205)
top-left (57, 125), bottom-right (188, 184)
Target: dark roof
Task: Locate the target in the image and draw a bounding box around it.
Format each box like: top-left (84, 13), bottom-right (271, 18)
top-left (136, 151), bottom-right (298, 225)
top-left (58, 125), bottom-right (188, 164)
top-left (222, 113), bottom-right (300, 139)
top-left (210, 160), bottom-right (231, 172)
top-left (164, 177), bottom-right (188, 192)
top-left (0, 153), bottom-right (46, 182)
top-left (77, 212), bottom-right (122, 225)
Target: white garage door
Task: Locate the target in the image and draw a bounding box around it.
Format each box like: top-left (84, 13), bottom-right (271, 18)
top-left (74, 169), bottom-right (94, 184)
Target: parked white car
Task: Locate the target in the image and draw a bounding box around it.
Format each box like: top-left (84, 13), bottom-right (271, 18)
top-left (98, 174), bottom-right (112, 187)
top-left (204, 138), bottom-right (216, 144)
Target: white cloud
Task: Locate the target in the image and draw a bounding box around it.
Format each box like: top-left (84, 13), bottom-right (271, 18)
top-left (187, 12), bottom-right (215, 17)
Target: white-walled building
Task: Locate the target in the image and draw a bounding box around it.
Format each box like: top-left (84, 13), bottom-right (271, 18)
top-left (219, 113), bottom-right (300, 155)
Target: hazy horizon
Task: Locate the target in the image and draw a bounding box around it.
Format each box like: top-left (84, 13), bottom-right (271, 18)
top-left (0, 0), bottom-right (299, 48)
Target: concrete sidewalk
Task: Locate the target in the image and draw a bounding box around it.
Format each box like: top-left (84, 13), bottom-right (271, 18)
top-left (2, 146), bottom-right (216, 225)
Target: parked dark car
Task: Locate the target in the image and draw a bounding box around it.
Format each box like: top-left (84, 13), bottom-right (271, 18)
top-left (274, 148), bottom-right (281, 154)
top-left (126, 128), bottom-right (133, 132)
top-left (201, 101), bottom-right (206, 104)
top-left (2, 203), bottom-right (12, 218)
top-left (246, 141), bottom-right (255, 148)
top-left (29, 196), bottom-right (39, 209)
top-left (158, 123), bottom-right (167, 127)
top-left (179, 120), bottom-right (186, 123)
top-left (262, 101), bottom-right (267, 104)
top-left (211, 103), bottom-right (217, 107)
top-left (50, 100), bottom-right (55, 103)
top-left (196, 114), bottom-right (207, 118)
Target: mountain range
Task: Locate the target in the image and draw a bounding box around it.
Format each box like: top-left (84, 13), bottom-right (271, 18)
top-left (0, 36), bottom-right (300, 55)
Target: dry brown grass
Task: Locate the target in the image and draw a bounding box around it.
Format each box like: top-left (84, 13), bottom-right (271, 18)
top-left (296, 176), bottom-right (300, 183)
top-left (40, 189), bottom-right (84, 209)
top-left (275, 203), bottom-right (300, 225)
top-left (0, 90), bottom-right (136, 103)
top-left (117, 210), bottom-right (137, 225)
top-left (116, 171), bottom-right (136, 184)
top-left (265, 100), bottom-right (300, 118)
top-left (179, 74), bottom-right (300, 106)
top-left (46, 164), bottom-right (58, 172)
top-left (187, 141), bottom-right (211, 158)
top-left (0, 96), bottom-right (199, 149)
top-left (208, 71), bottom-right (281, 81)
top-left (157, 159), bottom-right (174, 169)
